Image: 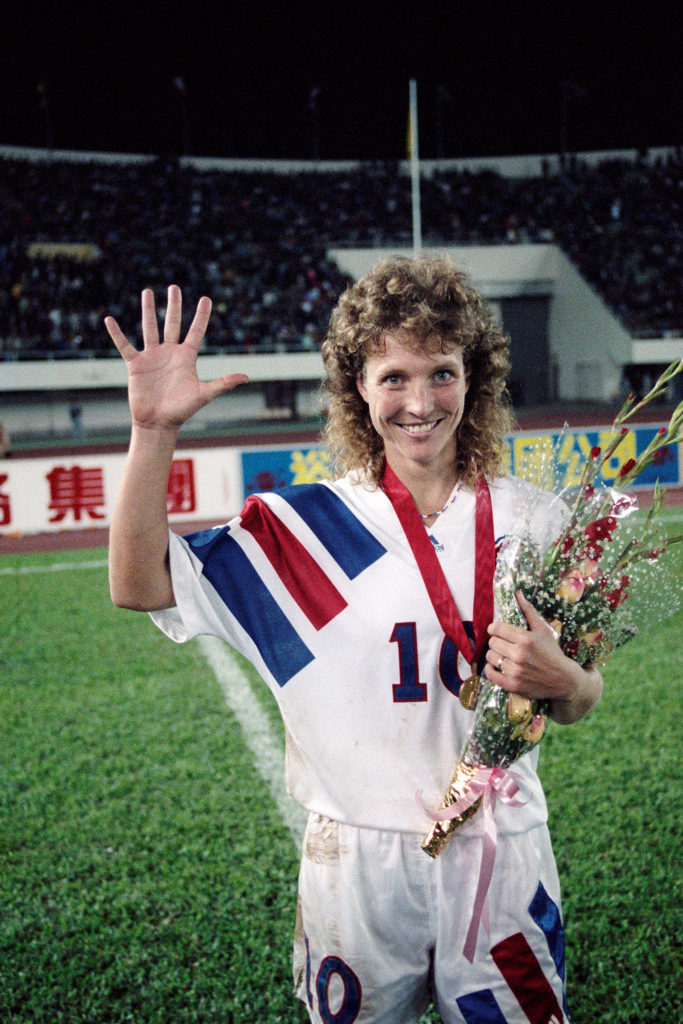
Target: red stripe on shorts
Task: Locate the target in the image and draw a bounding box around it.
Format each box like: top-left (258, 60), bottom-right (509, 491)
top-left (491, 931), bottom-right (564, 1024)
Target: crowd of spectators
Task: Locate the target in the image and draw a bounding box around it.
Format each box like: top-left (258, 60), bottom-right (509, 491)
top-left (1, 148), bottom-right (681, 359)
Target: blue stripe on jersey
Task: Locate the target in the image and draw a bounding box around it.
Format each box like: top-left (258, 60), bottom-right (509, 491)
top-left (457, 989), bottom-right (509, 1024)
top-left (529, 881), bottom-right (568, 1017)
top-left (185, 527), bottom-right (314, 687)
top-left (277, 484), bottom-right (386, 579)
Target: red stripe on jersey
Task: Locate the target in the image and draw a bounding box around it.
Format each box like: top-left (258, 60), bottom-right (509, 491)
top-left (491, 932), bottom-right (564, 1024)
top-left (240, 495), bottom-right (347, 630)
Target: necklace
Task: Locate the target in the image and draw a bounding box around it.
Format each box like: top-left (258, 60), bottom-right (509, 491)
top-left (419, 483), bottom-right (461, 520)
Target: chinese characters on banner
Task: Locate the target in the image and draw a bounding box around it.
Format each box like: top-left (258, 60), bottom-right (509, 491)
top-left (0, 474), bottom-right (10, 527)
top-left (166, 459), bottom-right (196, 514)
top-left (0, 456), bottom-right (201, 536)
top-left (242, 445), bottom-right (332, 496)
top-left (46, 465), bottom-right (107, 523)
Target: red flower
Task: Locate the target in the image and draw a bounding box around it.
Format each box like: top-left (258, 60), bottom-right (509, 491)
top-left (522, 713), bottom-right (547, 744)
top-left (591, 446), bottom-right (601, 459)
top-left (653, 447), bottom-right (671, 465)
top-left (605, 574), bottom-right (630, 610)
top-left (580, 540), bottom-right (603, 561)
top-left (561, 536), bottom-right (575, 555)
top-left (619, 458), bottom-right (637, 478)
top-left (585, 517), bottom-right (617, 541)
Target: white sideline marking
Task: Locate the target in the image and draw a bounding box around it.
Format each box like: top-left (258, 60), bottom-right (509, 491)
top-left (0, 558), bottom-right (108, 575)
top-left (197, 634), bottom-right (308, 847)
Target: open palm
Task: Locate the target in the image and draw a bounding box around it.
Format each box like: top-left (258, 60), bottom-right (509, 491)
top-left (105, 285), bottom-right (248, 429)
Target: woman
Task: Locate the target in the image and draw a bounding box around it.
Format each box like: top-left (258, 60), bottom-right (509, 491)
top-left (107, 255), bottom-right (601, 1023)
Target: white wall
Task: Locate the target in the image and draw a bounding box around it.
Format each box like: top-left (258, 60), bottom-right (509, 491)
top-left (0, 350), bottom-right (324, 392)
top-left (0, 381), bottom-right (324, 440)
top-left (330, 245), bottom-right (619, 400)
top-left (328, 244), bottom-right (558, 297)
top-left (548, 250), bottom-right (633, 400)
top-left (3, 143), bottom-right (676, 178)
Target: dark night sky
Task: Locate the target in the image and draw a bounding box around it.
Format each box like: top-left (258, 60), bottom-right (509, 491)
top-left (0, 1), bottom-right (680, 161)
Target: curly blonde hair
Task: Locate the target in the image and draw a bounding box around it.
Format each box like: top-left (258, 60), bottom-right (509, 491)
top-left (322, 254), bottom-right (513, 487)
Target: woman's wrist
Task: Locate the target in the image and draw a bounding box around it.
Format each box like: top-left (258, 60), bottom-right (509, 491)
top-left (549, 662), bottom-right (603, 724)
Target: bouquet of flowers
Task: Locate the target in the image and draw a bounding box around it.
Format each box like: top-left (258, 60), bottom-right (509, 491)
top-left (423, 359), bottom-right (683, 859)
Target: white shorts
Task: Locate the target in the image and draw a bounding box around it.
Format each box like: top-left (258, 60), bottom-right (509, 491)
top-left (293, 815), bottom-right (568, 1024)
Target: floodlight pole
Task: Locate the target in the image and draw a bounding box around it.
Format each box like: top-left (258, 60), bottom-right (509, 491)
top-left (409, 79), bottom-right (422, 255)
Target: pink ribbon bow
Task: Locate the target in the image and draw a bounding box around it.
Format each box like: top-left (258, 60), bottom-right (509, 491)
top-left (421, 765), bottom-right (529, 962)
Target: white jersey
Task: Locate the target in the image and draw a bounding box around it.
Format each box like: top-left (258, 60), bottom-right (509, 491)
top-left (151, 473), bottom-right (559, 836)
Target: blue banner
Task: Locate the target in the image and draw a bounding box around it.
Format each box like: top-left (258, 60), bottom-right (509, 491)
top-left (242, 445), bottom-right (332, 496)
top-left (507, 424), bottom-right (680, 490)
top-left (241, 423), bottom-right (681, 496)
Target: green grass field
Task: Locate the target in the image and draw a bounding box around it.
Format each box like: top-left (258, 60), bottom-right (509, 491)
top-left (1, 525), bottom-right (681, 1023)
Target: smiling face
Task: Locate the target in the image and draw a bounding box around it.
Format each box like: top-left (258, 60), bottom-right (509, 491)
top-left (356, 332), bottom-right (469, 482)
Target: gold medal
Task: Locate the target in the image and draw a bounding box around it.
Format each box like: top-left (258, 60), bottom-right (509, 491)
top-left (459, 662), bottom-right (480, 710)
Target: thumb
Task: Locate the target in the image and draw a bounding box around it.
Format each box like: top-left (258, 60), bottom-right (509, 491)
top-left (204, 373), bottom-right (249, 402)
top-left (221, 373), bottom-right (250, 391)
top-left (515, 590), bottom-right (546, 631)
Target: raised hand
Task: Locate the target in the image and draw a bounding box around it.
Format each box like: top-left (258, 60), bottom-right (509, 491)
top-left (105, 285), bottom-right (248, 431)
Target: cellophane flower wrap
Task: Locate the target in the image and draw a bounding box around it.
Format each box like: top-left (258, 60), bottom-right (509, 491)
top-left (423, 360), bottom-right (683, 857)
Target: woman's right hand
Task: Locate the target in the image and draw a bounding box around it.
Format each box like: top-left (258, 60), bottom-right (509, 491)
top-left (105, 284), bottom-right (248, 432)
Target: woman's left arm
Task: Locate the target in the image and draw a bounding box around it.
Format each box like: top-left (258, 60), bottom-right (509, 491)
top-left (485, 590), bottom-right (603, 725)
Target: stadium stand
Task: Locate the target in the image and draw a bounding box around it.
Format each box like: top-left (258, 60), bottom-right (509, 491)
top-left (1, 147), bottom-right (682, 363)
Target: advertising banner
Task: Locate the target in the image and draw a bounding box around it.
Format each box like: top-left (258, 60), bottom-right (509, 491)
top-left (239, 423), bottom-right (682, 495)
top-left (507, 424), bottom-right (680, 490)
top-left (1, 423), bottom-right (679, 537)
top-left (0, 448), bottom-right (243, 537)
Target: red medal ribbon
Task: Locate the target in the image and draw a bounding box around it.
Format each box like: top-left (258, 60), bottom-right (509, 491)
top-left (381, 462), bottom-right (495, 669)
